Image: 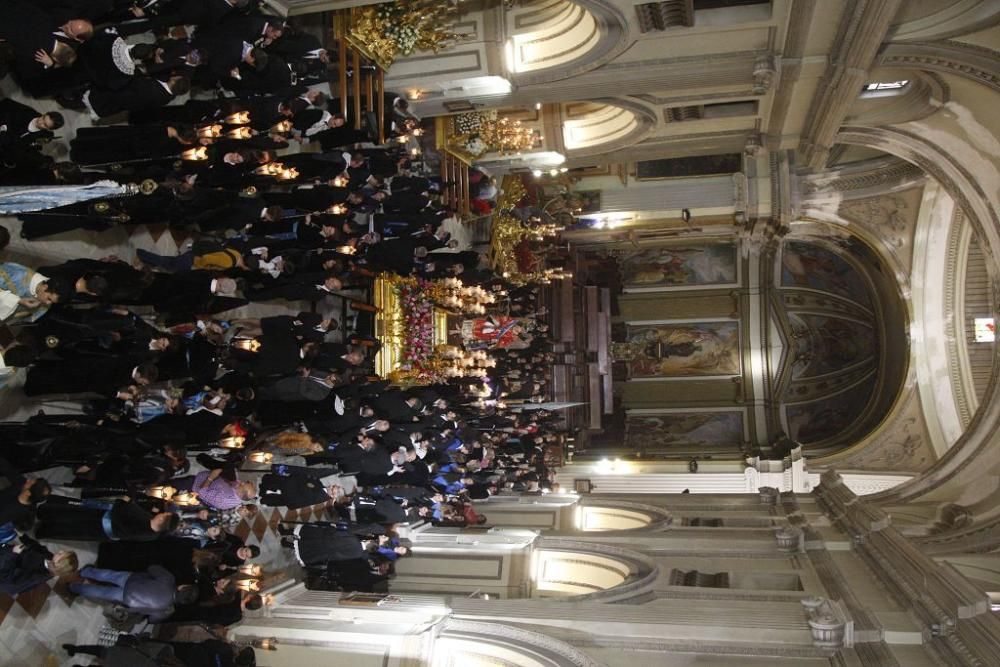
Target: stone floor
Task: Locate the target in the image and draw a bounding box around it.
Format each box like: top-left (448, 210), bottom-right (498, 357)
top-left (0, 56), bottom-right (469, 665)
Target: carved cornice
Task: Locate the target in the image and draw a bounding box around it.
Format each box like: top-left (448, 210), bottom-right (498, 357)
top-left (880, 40), bottom-right (1000, 94)
top-left (799, 157), bottom-right (925, 198)
top-left (814, 472), bottom-right (1000, 665)
top-left (945, 208), bottom-right (976, 428)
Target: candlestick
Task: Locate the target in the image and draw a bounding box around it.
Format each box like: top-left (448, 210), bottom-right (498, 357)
top-left (181, 147), bottom-right (209, 161)
top-left (232, 338), bottom-right (261, 352)
top-left (248, 451), bottom-right (273, 464)
top-left (224, 111), bottom-right (251, 125)
top-left (147, 485), bottom-right (176, 500)
top-left (227, 127), bottom-right (252, 140)
top-left (219, 436), bottom-right (246, 449)
top-left (236, 578), bottom-right (261, 592)
top-left (172, 491), bottom-right (199, 506)
top-left (197, 124), bottom-right (222, 139)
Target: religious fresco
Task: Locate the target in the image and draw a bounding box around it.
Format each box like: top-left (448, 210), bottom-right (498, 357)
top-left (620, 243), bottom-right (739, 289)
top-left (626, 411), bottom-right (745, 452)
top-left (780, 241), bottom-right (872, 306)
top-left (613, 321), bottom-right (741, 377)
top-left (784, 379), bottom-right (876, 444)
top-left (789, 314), bottom-right (877, 379)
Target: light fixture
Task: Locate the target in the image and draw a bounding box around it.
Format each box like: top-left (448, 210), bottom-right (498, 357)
top-left (532, 169), bottom-right (542, 177)
top-left (535, 102), bottom-right (541, 110)
top-left (681, 208), bottom-right (691, 223)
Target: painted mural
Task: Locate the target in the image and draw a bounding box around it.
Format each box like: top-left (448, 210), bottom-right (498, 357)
top-left (789, 314), bottom-right (877, 379)
top-left (613, 321), bottom-right (741, 377)
top-left (620, 243), bottom-right (739, 289)
top-left (627, 411), bottom-right (745, 452)
top-left (781, 241), bottom-right (872, 306)
top-left (785, 379), bottom-right (876, 444)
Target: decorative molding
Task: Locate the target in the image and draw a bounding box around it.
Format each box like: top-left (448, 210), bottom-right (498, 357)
top-left (814, 471), bottom-right (1000, 664)
top-left (441, 619), bottom-right (606, 667)
top-left (535, 538), bottom-right (659, 602)
top-left (945, 208), bottom-right (976, 428)
top-left (799, 159), bottom-right (925, 198)
top-left (799, 0), bottom-right (904, 169)
top-left (880, 40), bottom-right (1000, 94)
top-left (801, 596), bottom-right (850, 651)
top-left (752, 54), bottom-right (778, 95)
top-left (833, 125), bottom-right (1000, 503)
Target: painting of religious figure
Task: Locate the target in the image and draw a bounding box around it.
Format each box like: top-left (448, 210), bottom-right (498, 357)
top-left (620, 243), bottom-right (739, 289)
top-left (780, 241), bottom-right (872, 307)
top-left (613, 321), bottom-right (742, 377)
top-left (627, 411), bottom-right (745, 453)
top-left (784, 380), bottom-right (875, 444)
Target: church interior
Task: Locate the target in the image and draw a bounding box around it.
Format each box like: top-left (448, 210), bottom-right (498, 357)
top-left (1, 0), bottom-right (1000, 665)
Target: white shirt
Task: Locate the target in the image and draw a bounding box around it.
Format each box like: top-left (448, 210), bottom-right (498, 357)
top-left (304, 110), bottom-right (332, 137)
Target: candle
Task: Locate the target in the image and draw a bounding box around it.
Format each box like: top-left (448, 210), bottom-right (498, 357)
top-left (335, 245), bottom-right (356, 255)
top-left (411, 127), bottom-right (424, 137)
top-left (172, 491), bottom-right (199, 506)
top-left (271, 120), bottom-right (292, 133)
top-left (224, 111), bottom-right (251, 125)
top-left (181, 147), bottom-right (209, 161)
top-left (331, 176), bottom-right (347, 187)
top-left (252, 638), bottom-right (278, 651)
top-left (239, 564), bottom-right (263, 577)
top-left (411, 148), bottom-right (420, 157)
top-left (327, 204), bottom-right (347, 215)
top-left (278, 168), bottom-right (298, 180)
top-left (396, 134), bottom-right (409, 144)
top-left (248, 451), bottom-right (273, 464)
top-left (227, 127), bottom-right (252, 140)
top-left (197, 124), bottom-right (222, 139)
top-left (219, 436), bottom-right (246, 449)
top-left (233, 338), bottom-right (261, 352)
top-left (147, 485), bottom-right (176, 500)
top-left (236, 578), bottom-right (261, 592)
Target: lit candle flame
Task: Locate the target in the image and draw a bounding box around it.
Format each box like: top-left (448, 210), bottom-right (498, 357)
top-left (219, 436), bottom-right (246, 449)
top-left (181, 147), bottom-right (209, 161)
top-left (248, 451), bottom-right (273, 464)
top-left (224, 111), bottom-right (251, 125)
top-left (197, 124), bottom-right (222, 138)
top-left (227, 127), bottom-right (252, 140)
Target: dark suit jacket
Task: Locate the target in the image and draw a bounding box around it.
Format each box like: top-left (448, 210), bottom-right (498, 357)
top-left (258, 375), bottom-right (332, 402)
top-left (88, 77), bottom-right (174, 118)
top-left (0, 100), bottom-right (47, 149)
top-left (258, 473), bottom-right (330, 509)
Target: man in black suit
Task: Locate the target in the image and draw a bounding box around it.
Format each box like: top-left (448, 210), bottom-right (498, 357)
top-left (0, 0), bottom-right (91, 91)
top-left (24, 357), bottom-right (159, 397)
top-left (83, 74), bottom-right (190, 119)
top-left (221, 52), bottom-right (294, 96)
top-left (0, 100), bottom-right (63, 150)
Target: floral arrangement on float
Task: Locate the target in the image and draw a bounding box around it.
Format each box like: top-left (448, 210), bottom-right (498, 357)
top-left (346, 0), bottom-right (472, 69)
top-left (445, 110), bottom-right (536, 159)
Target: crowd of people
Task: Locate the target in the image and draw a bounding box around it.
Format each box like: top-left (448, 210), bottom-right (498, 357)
top-left (0, 1), bottom-right (567, 664)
